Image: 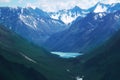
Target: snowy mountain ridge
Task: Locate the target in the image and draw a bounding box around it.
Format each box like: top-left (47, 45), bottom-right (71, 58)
top-left (48, 3), bottom-right (120, 25)
top-left (0, 7), bottom-right (67, 45)
top-left (94, 2), bottom-right (120, 13)
top-left (48, 6), bottom-right (89, 25)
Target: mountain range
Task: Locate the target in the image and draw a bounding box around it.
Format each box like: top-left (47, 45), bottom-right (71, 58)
top-left (0, 24), bottom-right (75, 80)
top-left (0, 7), bottom-right (67, 45)
top-left (0, 15), bottom-right (120, 80)
top-left (48, 6), bottom-right (89, 25)
top-left (0, 2), bottom-right (120, 80)
top-left (44, 3), bottom-right (120, 52)
top-left (0, 2), bottom-right (120, 53)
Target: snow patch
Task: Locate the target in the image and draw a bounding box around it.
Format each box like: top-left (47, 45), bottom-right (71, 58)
top-left (114, 14), bottom-right (120, 20)
top-left (19, 52), bottom-right (37, 63)
top-left (51, 14), bottom-right (59, 20)
top-left (19, 14), bottom-right (38, 29)
top-left (39, 18), bottom-right (45, 23)
top-left (76, 76), bottom-right (84, 80)
top-left (61, 13), bottom-right (81, 24)
top-left (66, 69), bottom-right (70, 72)
top-left (94, 13), bottom-right (106, 20)
top-left (50, 11), bottom-right (83, 25)
top-left (94, 4), bottom-right (107, 13)
top-left (9, 27), bottom-right (12, 30)
top-left (21, 8), bottom-right (24, 14)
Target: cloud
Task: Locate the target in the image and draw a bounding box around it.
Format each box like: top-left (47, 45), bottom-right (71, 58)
top-left (28, 0), bottom-right (120, 12)
top-left (1, 0), bottom-right (120, 12)
top-left (18, 0), bottom-right (23, 4)
top-left (101, 0), bottom-right (120, 4)
top-left (76, 0), bottom-right (98, 9)
top-left (26, 3), bottom-right (36, 9)
top-left (0, 0), bottom-right (10, 2)
top-left (40, 0), bottom-right (76, 11)
top-left (28, 0), bottom-right (99, 12)
top-left (27, 0), bottom-right (86, 12)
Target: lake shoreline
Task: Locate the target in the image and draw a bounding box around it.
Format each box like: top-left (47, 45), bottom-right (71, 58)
top-left (51, 52), bottom-right (82, 58)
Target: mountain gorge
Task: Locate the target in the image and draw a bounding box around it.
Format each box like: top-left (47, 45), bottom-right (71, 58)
top-left (45, 3), bottom-right (120, 52)
top-left (0, 7), bottom-right (67, 45)
top-left (0, 20), bottom-right (120, 80)
top-left (0, 24), bottom-right (75, 80)
top-left (1, 3), bottom-right (120, 53)
top-left (0, 1), bottom-right (120, 80)
top-left (77, 27), bottom-right (120, 80)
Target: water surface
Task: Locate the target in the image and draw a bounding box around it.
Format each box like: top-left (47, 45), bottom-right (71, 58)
top-left (51, 52), bottom-right (82, 58)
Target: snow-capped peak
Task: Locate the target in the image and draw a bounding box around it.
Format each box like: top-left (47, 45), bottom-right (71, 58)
top-left (19, 14), bottom-right (38, 30)
top-left (93, 3), bottom-right (120, 13)
top-left (49, 11), bottom-right (81, 25)
top-left (94, 3), bottom-right (108, 13)
top-left (48, 6), bottom-right (87, 25)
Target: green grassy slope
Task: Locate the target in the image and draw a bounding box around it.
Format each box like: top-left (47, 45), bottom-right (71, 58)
top-left (0, 55), bottom-right (47, 80)
top-left (0, 24), bottom-right (73, 80)
top-left (1, 23), bottom-right (120, 80)
top-left (73, 29), bottom-right (120, 80)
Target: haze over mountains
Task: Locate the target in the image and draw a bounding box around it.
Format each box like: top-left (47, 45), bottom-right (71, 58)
top-left (0, 24), bottom-right (74, 80)
top-left (45, 3), bottom-right (120, 52)
top-left (0, 7), bottom-right (67, 45)
top-left (1, 2), bottom-right (120, 53)
top-left (0, 1), bottom-right (120, 80)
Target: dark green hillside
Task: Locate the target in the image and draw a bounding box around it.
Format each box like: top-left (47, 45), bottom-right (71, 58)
top-left (0, 55), bottom-right (47, 80)
top-left (0, 24), bottom-right (73, 80)
top-left (75, 29), bottom-right (120, 80)
top-left (1, 23), bottom-right (120, 80)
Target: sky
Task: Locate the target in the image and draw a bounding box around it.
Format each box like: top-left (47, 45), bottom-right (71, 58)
top-left (0, 0), bottom-right (120, 12)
